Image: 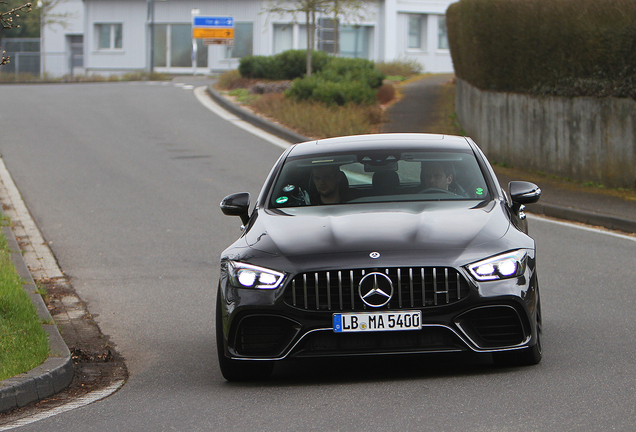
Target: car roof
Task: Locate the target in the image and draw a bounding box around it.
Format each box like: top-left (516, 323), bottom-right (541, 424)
top-left (287, 133), bottom-right (473, 158)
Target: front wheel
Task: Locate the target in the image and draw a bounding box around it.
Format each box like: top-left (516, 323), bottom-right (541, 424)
top-left (216, 290), bottom-right (275, 381)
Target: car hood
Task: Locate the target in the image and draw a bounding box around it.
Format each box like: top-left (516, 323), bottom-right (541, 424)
top-left (240, 201), bottom-right (512, 266)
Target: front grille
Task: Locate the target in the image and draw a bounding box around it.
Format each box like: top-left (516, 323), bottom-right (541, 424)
top-left (284, 267), bottom-right (471, 311)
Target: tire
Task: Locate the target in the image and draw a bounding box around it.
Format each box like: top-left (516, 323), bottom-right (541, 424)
top-left (216, 290), bottom-right (275, 381)
top-left (494, 293), bottom-right (542, 367)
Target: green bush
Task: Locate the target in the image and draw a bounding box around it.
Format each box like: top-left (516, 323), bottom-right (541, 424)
top-left (285, 57), bottom-right (385, 106)
top-left (238, 55), bottom-right (278, 79)
top-left (287, 76), bottom-right (377, 106)
top-left (447, 0), bottom-right (636, 99)
top-left (311, 80), bottom-right (378, 106)
top-left (275, 49), bottom-right (331, 80)
top-left (238, 50), bottom-right (330, 80)
top-left (319, 57), bottom-right (385, 89)
top-left (285, 76), bottom-right (318, 101)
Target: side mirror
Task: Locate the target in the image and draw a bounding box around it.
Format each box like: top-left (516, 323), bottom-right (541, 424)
top-left (509, 181), bottom-right (541, 205)
top-left (220, 192), bottom-right (250, 226)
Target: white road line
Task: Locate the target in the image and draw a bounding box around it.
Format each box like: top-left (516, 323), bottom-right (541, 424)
top-left (193, 86), bottom-right (292, 150)
top-left (528, 213), bottom-right (636, 242)
top-left (0, 380), bottom-right (126, 431)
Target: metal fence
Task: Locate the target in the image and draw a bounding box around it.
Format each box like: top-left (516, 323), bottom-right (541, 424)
top-left (0, 38), bottom-right (41, 75)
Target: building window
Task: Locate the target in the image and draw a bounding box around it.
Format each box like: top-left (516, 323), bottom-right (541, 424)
top-left (438, 16), bottom-right (449, 50)
top-left (152, 24), bottom-right (207, 68)
top-left (227, 22), bottom-right (253, 59)
top-left (339, 25), bottom-right (370, 59)
top-left (96, 23), bottom-right (122, 50)
top-left (408, 15), bottom-right (426, 49)
top-left (171, 24), bottom-right (193, 67)
top-left (273, 24), bottom-right (293, 54)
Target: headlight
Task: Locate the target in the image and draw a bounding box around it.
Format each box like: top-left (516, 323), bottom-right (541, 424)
top-left (227, 261), bottom-right (286, 289)
top-left (466, 250), bottom-right (528, 281)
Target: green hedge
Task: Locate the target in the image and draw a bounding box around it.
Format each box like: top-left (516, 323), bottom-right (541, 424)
top-left (286, 76), bottom-right (378, 106)
top-left (286, 57), bottom-right (385, 106)
top-left (447, 0), bottom-right (636, 99)
top-left (238, 50), bottom-right (331, 80)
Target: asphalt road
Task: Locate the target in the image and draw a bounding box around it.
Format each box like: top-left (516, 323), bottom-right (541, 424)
top-left (1, 82), bottom-right (636, 431)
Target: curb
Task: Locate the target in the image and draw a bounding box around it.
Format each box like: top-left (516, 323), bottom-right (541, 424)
top-left (206, 86), bottom-right (309, 144)
top-left (0, 225), bottom-right (74, 413)
top-left (527, 202), bottom-right (636, 234)
top-left (206, 85), bottom-right (636, 235)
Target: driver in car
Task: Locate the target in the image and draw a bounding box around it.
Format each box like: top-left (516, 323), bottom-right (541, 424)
top-left (421, 161), bottom-right (454, 191)
top-left (312, 165), bottom-right (344, 204)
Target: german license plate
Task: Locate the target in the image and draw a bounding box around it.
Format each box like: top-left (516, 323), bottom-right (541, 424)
top-left (333, 311), bottom-right (422, 333)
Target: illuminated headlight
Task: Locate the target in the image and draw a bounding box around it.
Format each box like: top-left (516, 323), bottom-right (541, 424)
top-left (467, 250), bottom-right (528, 281)
top-left (228, 261), bottom-right (285, 289)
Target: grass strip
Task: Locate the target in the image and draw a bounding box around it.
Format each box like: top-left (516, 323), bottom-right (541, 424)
top-left (0, 228), bottom-right (49, 381)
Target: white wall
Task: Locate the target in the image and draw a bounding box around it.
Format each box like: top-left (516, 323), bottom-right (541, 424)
top-left (42, 0), bottom-right (85, 76)
top-left (382, 0), bottom-right (455, 73)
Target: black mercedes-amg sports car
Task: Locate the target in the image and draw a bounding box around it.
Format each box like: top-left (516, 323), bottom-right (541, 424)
top-left (217, 133), bottom-right (542, 381)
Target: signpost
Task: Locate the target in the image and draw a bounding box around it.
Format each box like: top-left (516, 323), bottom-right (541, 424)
top-left (192, 16), bottom-right (235, 46)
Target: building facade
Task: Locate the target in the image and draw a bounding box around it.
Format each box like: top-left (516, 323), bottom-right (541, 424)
top-left (43, 0), bottom-right (456, 77)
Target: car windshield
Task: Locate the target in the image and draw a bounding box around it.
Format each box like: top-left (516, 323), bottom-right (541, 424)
top-left (269, 149), bottom-right (491, 208)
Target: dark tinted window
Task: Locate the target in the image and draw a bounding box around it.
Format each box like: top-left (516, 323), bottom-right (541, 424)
top-left (269, 150), bottom-right (490, 208)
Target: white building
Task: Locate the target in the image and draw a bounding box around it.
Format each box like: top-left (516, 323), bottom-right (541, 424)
top-left (43, 0), bottom-right (456, 77)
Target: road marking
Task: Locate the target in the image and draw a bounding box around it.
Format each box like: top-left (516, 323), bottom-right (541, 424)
top-left (528, 214), bottom-right (636, 242)
top-left (0, 380), bottom-right (125, 431)
top-left (193, 86), bottom-right (291, 150)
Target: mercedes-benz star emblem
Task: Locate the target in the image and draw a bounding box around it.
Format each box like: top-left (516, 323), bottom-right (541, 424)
top-left (358, 272), bottom-right (393, 307)
top-left (369, 252), bottom-right (380, 259)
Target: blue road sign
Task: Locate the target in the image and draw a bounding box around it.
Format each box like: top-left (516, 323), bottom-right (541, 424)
top-left (193, 16), bottom-right (234, 28)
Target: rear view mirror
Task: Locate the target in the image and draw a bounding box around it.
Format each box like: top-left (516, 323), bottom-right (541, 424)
top-left (220, 192), bottom-right (250, 226)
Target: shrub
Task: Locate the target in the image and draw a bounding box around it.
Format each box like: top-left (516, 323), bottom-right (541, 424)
top-left (275, 49), bottom-right (330, 79)
top-left (285, 57), bottom-right (386, 106)
top-left (238, 50), bottom-right (330, 80)
top-left (376, 83), bottom-right (396, 104)
top-left (320, 57), bottom-right (385, 88)
top-left (310, 79), bottom-right (378, 106)
top-left (238, 55), bottom-right (279, 79)
top-left (447, 0), bottom-right (636, 99)
top-left (286, 75), bottom-right (378, 106)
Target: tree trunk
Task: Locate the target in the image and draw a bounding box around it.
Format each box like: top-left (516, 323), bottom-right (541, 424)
top-left (306, 9), bottom-right (312, 76)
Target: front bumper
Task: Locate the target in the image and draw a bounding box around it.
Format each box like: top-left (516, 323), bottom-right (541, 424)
top-left (217, 264), bottom-right (540, 361)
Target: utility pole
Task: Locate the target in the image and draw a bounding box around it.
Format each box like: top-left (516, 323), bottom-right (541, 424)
top-left (148, 0), bottom-right (154, 73)
top-left (37, 0), bottom-right (45, 77)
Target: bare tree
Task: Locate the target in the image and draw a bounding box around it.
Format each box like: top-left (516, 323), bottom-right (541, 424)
top-left (325, 0), bottom-right (372, 57)
top-left (1, 1), bottom-right (32, 65)
top-left (265, 0), bottom-right (332, 76)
